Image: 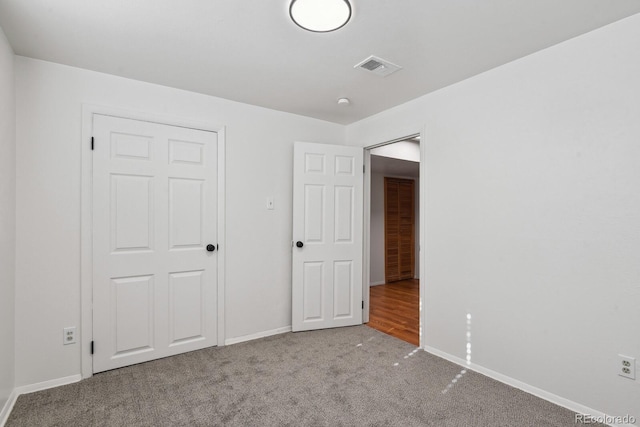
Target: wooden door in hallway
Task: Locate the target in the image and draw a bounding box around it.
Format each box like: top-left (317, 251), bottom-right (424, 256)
top-left (384, 177), bottom-right (415, 283)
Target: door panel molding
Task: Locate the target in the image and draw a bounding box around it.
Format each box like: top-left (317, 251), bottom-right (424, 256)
top-left (81, 104), bottom-right (226, 378)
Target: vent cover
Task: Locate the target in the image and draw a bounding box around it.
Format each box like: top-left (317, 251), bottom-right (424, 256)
top-left (354, 55), bottom-right (402, 77)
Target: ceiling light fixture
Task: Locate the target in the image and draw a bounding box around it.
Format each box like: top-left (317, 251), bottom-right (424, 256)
top-left (289, 0), bottom-right (352, 33)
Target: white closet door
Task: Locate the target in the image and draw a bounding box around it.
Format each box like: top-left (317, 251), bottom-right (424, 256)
top-left (92, 114), bottom-right (218, 373)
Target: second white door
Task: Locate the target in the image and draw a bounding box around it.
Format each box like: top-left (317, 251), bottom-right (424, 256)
top-left (292, 142), bottom-right (364, 332)
top-left (92, 114), bottom-right (219, 373)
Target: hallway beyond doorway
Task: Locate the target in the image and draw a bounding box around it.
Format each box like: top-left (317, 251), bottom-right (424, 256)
top-left (366, 279), bottom-right (419, 346)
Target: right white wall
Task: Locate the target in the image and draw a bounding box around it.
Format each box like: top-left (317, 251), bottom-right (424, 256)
top-left (349, 14), bottom-right (640, 422)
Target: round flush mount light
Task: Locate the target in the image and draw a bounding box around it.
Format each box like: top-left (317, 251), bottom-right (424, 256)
top-left (289, 0), bottom-right (352, 33)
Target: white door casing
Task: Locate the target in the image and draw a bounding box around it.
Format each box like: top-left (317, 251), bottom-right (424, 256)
top-left (92, 114), bottom-right (218, 373)
top-left (292, 142), bottom-right (364, 332)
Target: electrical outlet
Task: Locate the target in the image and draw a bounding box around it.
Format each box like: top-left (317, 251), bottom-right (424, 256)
top-left (618, 355), bottom-right (636, 380)
top-left (63, 327), bottom-right (77, 345)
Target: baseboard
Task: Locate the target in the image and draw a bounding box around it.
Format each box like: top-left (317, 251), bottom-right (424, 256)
top-left (369, 281), bottom-right (385, 286)
top-left (424, 346), bottom-right (631, 427)
top-left (13, 374), bottom-right (82, 396)
top-left (0, 389), bottom-right (18, 427)
top-left (225, 326), bottom-right (292, 346)
top-left (1, 374), bottom-right (82, 427)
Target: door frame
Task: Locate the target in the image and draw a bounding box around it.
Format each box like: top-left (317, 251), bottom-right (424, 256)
top-left (363, 129), bottom-right (426, 348)
top-left (80, 104), bottom-right (226, 379)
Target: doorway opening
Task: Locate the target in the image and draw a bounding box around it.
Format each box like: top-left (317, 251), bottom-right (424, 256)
top-left (364, 135), bottom-right (421, 346)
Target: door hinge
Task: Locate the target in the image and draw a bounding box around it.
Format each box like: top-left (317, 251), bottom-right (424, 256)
top-left (363, 164), bottom-right (365, 173)
top-left (362, 301), bottom-right (364, 309)
top-left (90, 341), bottom-right (94, 355)
top-left (91, 137), bottom-right (94, 151)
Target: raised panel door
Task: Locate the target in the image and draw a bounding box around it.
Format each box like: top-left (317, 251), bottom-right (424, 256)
top-left (93, 115), bottom-right (218, 373)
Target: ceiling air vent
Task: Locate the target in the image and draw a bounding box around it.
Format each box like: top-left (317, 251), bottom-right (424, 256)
top-left (354, 55), bottom-right (402, 77)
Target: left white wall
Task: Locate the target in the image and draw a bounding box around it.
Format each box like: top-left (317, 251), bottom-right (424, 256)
top-left (0, 24), bottom-right (16, 414)
top-left (14, 57), bottom-right (345, 387)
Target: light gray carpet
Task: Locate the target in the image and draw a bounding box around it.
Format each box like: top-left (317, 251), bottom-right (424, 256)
top-left (7, 326), bottom-right (601, 426)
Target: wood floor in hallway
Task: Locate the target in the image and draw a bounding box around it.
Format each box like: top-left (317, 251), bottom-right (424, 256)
top-left (366, 279), bottom-right (419, 346)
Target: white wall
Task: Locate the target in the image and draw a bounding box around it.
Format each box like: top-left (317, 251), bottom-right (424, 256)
top-left (370, 172), bottom-right (420, 285)
top-left (14, 57), bottom-right (345, 387)
top-left (349, 14), bottom-right (640, 423)
top-left (370, 172), bottom-right (385, 285)
top-left (0, 25), bottom-right (15, 411)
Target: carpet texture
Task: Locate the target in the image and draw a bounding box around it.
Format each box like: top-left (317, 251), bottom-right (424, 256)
top-left (7, 326), bottom-right (601, 426)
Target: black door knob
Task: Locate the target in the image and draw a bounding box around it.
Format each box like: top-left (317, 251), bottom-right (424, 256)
top-left (296, 241), bottom-right (304, 248)
top-left (206, 244), bottom-right (216, 252)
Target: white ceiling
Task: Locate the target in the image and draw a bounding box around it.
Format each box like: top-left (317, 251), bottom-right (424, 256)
top-left (371, 155), bottom-right (419, 179)
top-left (1, 1), bottom-right (639, 124)
top-left (370, 139), bottom-right (420, 163)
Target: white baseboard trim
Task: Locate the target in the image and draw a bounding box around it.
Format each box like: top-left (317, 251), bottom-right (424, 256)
top-left (225, 326), bottom-right (292, 346)
top-left (0, 389), bottom-right (18, 427)
top-left (424, 346), bottom-right (629, 427)
top-left (14, 374), bottom-right (82, 396)
top-left (1, 374), bottom-right (82, 427)
top-left (369, 281), bottom-right (385, 286)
